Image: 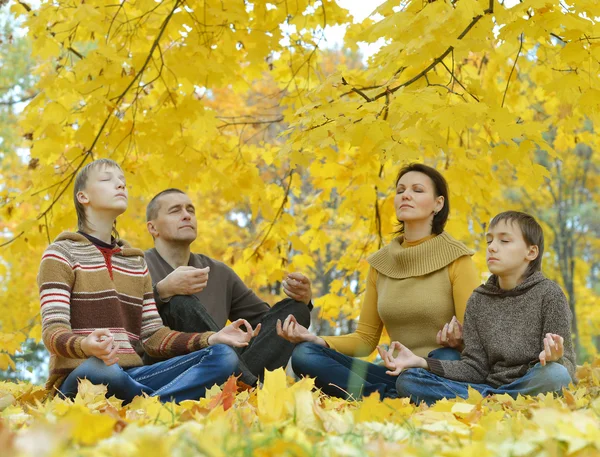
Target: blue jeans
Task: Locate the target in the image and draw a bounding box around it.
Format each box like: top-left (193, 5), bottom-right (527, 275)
top-left (395, 362), bottom-right (572, 405)
top-left (59, 344), bottom-right (239, 404)
top-left (290, 342), bottom-right (461, 400)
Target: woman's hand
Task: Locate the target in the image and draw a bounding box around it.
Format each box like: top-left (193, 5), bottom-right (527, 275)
top-left (436, 316), bottom-right (464, 350)
top-left (208, 319), bottom-right (261, 347)
top-left (276, 314), bottom-right (325, 346)
top-left (81, 328), bottom-right (120, 366)
top-left (377, 341), bottom-right (428, 376)
top-left (539, 333), bottom-right (564, 366)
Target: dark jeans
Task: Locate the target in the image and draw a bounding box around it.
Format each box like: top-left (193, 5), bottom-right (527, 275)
top-left (59, 344), bottom-right (238, 404)
top-left (396, 362), bottom-right (572, 405)
top-left (149, 295), bottom-right (311, 384)
top-left (291, 342), bottom-right (461, 400)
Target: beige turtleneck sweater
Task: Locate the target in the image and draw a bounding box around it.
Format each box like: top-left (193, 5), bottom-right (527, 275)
top-left (322, 232), bottom-right (480, 358)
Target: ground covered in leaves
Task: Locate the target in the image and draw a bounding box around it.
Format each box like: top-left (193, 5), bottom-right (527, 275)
top-left (2, 362), bottom-right (600, 457)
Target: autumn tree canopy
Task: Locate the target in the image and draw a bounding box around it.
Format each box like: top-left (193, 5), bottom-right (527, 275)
top-left (0, 0), bottom-right (598, 370)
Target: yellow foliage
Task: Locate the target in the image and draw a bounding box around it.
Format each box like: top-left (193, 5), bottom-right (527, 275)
top-left (0, 365), bottom-right (597, 455)
top-left (0, 0), bottom-right (598, 376)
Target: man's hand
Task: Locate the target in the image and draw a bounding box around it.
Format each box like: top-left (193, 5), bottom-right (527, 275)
top-left (436, 316), bottom-right (464, 350)
top-left (156, 266), bottom-right (210, 300)
top-left (282, 272), bottom-right (312, 305)
top-left (377, 341), bottom-right (428, 376)
top-left (276, 315), bottom-right (327, 347)
top-left (81, 329), bottom-right (119, 366)
top-left (208, 319), bottom-right (260, 348)
top-left (539, 333), bottom-right (564, 366)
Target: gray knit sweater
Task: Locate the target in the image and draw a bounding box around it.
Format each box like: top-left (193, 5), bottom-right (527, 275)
top-left (426, 272), bottom-right (576, 387)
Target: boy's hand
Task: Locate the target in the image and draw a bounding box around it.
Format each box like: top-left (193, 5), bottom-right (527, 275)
top-left (377, 341), bottom-right (428, 376)
top-left (436, 316), bottom-right (464, 350)
top-left (81, 329), bottom-right (119, 366)
top-left (539, 333), bottom-right (564, 366)
top-left (208, 319), bottom-right (260, 347)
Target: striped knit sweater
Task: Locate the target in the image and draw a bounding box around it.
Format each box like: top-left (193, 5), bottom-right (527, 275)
top-left (38, 232), bottom-right (214, 393)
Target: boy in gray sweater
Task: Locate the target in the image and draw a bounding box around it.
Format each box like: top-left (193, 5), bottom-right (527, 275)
top-left (381, 211), bottom-right (576, 405)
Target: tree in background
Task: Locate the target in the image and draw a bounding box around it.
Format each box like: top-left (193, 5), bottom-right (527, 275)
top-left (0, 0), bottom-right (598, 374)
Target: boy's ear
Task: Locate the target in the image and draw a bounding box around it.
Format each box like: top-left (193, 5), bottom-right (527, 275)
top-left (526, 244), bottom-right (539, 262)
top-left (76, 191), bottom-right (89, 205)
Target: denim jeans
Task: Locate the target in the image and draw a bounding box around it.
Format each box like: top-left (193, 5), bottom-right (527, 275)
top-left (395, 362), bottom-right (572, 405)
top-left (147, 295), bottom-right (311, 384)
top-left (290, 342), bottom-right (461, 400)
top-left (59, 344), bottom-right (239, 404)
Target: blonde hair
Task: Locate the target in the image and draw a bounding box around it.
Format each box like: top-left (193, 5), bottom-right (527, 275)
top-left (73, 158), bottom-right (122, 239)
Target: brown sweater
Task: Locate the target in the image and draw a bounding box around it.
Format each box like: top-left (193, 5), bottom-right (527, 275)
top-left (426, 272), bottom-right (577, 387)
top-left (38, 232), bottom-right (213, 393)
top-left (144, 248), bottom-right (271, 328)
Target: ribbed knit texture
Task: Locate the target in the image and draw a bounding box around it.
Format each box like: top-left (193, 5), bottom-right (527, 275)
top-left (323, 233), bottom-right (480, 358)
top-left (38, 232), bottom-right (214, 394)
top-left (367, 232), bottom-right (474, 279)
top-left (426, 272), bottom-right (577, 387)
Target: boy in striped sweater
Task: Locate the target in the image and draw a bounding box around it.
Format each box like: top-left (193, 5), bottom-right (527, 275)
top-left (39, 159), bottom-right (258, 403)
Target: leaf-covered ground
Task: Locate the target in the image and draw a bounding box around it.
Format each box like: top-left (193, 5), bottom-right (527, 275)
top-left (2, 362), bottom-right (600, 457)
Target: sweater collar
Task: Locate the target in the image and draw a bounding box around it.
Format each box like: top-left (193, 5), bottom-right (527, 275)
top-left (475, 271), bottom-right (546, 297)
top-left (54, 231), bottom-right (145, 257)
top-left (367, 232), bottom-right (474, 279)
top-left (77, 231), bottom-right (116, 249)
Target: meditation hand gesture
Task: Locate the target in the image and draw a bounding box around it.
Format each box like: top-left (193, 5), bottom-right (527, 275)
top-left (436, 316), bottom-right (464, 350)
top-left (539, 333), bottom-right (564, 366)
top-left (377, 341), bottom-right (428, 376)
top-left (208, 319), bottom-right (261, 348)
top-left (81, 328), bottom-right (120, 366)
top-left (276, 314), bottom-right (323, 345)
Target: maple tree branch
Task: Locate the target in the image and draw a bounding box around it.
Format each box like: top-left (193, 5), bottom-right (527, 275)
top-left (440, 61), bottom-right (480, 102)
top-left (343, 2), bottom-right (494, 104)
top-left (17, 1), bottom-right (31, 12)
top-left (502, 33), bottom-right (524, 108)
top-left (0, 93), bottom-right (39, 105)
top-left (25, 0), bottom-right (183, 233)
top-left (0, 231), bottom-right (25, 248)
top-left (341, 76), bottom-right (372, 102)
top-left (250, 170), bottom-right (294, 260)
top-left (374, 164), bottom-right (385, 249)
top-left (68, 46), bottom-right (84, 59)
top-left (217, 116), bottom-right (284, 128)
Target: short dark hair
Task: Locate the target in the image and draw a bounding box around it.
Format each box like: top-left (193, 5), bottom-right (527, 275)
top-left (489, 211), bottom-right (544, 277)
top-left (146, 188), bottom-right (186, 221)
top-left (395, 163), bottom-right (450, 235)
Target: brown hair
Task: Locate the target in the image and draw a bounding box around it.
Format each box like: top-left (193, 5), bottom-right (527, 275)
top-left (395, 163), bottom-right (450, 235)
top-left (73, 158), bottom-right (122, 238)
top-left (489, 211), bottom-right (544, 277)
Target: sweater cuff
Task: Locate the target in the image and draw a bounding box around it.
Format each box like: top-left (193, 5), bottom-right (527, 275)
top-left (198, 331), bottom-right (216, 349)
top-left (73, 336), bottom-right (88, 358)
top-left (426, 357), bottom-right (445, 376)
top-left (153, 283), bottom-right (171, 307)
